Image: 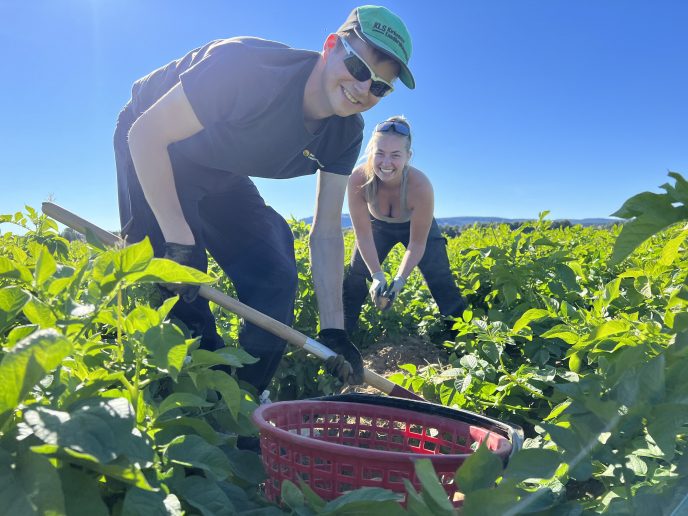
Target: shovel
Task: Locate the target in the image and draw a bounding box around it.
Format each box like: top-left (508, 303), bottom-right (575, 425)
top-left (41, 202), bottom-right (423, 401)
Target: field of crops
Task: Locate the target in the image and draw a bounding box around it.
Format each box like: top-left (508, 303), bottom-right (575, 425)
top-left (1, 173), bottom-right (687, 515)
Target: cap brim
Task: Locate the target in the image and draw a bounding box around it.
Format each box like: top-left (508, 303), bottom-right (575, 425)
top-left (354, 29), bottom-right (415, 90)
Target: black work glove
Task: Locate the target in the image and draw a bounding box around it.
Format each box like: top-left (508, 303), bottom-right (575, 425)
top-left (160, 242), bottom-right (200, 303)
top-left (318, 329), bottom-right (364, 385)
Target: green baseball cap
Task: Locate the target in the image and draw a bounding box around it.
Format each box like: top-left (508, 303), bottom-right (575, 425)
top-left (338, 5), bottom-right (415, 89)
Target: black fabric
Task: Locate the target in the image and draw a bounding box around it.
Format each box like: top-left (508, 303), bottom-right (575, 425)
top-left (115, 109), bottom-right (298, 393)
top-left (129, 37), bottom-right (362, 181)
top-left (115, 36), bottom-right (366, 393)
top-left (161, 242), bottom-right (201, 303)
top-left (343, 218), bottom-right (467, 335)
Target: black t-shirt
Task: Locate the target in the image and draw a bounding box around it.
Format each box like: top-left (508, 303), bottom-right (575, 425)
top-left (130, 37), bottom-right (363, 197)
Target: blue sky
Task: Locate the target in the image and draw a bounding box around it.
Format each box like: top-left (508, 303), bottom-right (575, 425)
top-left (1, 0), bottom-right (687, 232)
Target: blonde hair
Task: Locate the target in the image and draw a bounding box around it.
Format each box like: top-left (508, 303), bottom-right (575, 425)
top-left (362, 115), bottom-right (412, 187)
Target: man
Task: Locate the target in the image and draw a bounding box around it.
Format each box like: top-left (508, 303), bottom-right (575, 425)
top-left (114, 5), bottom-right (415, 396)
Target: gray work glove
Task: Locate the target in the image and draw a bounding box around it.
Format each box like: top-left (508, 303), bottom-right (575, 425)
top-left (381, 275), bottom-right (406, 311)
top-left (318, 329), bottom-right (364, 385)
top-left (161, 242), bottom-right (200, 303)
top-left (369, 271), bottom-right (388, 309)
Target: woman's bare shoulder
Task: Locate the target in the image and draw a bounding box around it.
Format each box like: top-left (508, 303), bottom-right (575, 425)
top-left (407, 166), bottom-right (433, 195)
top-left (349, 165), bottom-right (367, 185)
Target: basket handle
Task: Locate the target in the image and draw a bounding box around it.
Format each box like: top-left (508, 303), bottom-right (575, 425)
top-left (42, 202), bottom-right (422, 401)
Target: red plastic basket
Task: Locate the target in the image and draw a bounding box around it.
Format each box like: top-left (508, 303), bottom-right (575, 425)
top-left (252, 397), bottom-right (514, 505)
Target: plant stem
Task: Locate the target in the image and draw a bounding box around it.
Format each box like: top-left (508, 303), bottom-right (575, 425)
top-left (117, 286), bottom-right (123, 361)
top-left (499, 356), bottom-right (547, 399)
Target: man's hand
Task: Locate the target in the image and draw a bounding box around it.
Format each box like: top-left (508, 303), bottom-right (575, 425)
top-left (161, 242), bottom-right (200, 303)
top-left (318, 329), bottom-right (364, 385)
top-left (369, 271), bottom-right (388, 309)
top-left (381, 276), bottom-right (406, 311)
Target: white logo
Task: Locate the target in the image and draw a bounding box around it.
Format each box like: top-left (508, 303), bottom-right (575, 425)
top-left (303, 149), bottom-right (324, 169)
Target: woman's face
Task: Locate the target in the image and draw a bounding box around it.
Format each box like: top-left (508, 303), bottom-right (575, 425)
top-left (372, 133), bottom-right (410, 183)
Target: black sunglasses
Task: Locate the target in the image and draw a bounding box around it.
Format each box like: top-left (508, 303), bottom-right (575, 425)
top-left (340, 37), bottom-right (394, 98)
top-left (375, 120), bottom-right (410, 136)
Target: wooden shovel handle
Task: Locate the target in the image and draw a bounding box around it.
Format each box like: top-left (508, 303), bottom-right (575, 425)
top-left (41, 202), bottom-right (420, 400)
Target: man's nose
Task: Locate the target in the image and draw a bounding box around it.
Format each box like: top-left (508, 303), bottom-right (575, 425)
top-left (352, 78), bottom-right (372, 96)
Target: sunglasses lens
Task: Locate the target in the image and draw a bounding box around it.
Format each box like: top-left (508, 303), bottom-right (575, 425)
top-left (369, 81), bottom-right (392, 98)
top-left (376, 121), bottom-right (410, 135)
top-left (343, 55), bottom-right (371, 83)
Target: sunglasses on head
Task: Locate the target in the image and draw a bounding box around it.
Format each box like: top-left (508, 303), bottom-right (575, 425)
top-left (340, 37), bottom-right (394, 98)
top-left (375, 120), bottom-right (410, 136)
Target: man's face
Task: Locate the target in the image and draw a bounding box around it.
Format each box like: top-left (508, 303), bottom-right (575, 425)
top-left (325, 35), bottom-right (400, 117)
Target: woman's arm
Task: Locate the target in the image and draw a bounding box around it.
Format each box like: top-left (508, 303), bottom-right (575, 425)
top-left (348, 168), bottom-right (383, 276)
top-left (395, 169), bottom-right (434, 281)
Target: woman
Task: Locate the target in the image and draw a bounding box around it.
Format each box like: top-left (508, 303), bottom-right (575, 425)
top-left (343, 116), bottom-right (467, 335)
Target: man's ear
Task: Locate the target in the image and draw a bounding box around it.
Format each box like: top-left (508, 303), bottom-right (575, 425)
top-left (322, 33), bottom-right (338, 58)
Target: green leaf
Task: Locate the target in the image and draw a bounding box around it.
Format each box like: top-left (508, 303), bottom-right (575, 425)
top-left (461, 482), bottom-right (536, 516)
top-left (554, 263), bottom-right (579, 291)
top-left (610, 189), bottom-right (688, 264)
top-left (0, 448), bottom-right (66, 516)
top-left (455, 441), bottom-right (504, 494)
top-left (156, 296), bottom-right (180, 321)
top-left (646, 403), bottom-right (688, 460)
top-left (124, 305), bottom-right (162, 334)
top-left (0, 256), bottom-right (32, 283)
top-left (402, 478), bottom-right (432, 515)
top-left (5, 325), bottom-right (39, 346)
top-left (503, 448), bottom-right (561, 481)
top-left (174, 475), bottom-right (235, 516)
top-left (322, 487), bottom-right (404, 514)
top-left (633, 276), bottom-right (653, 298)
top-left (298, 478), bottom-right (326, 510)
top-left (59, 467), bottom-right (109, 516)
top-left (512, 309), bottom-right (550, 333)
top-left (142, 324), bottom-right (191, 381)
top-left (22, 298), bottom-right (57, 328)
top-left (126, 258), bottom-right (215, 285)
top-left (659, 228), bottom-right (688, 266)
top-left (0, 328), bottom-right (72, 418)
top-left (157, 392), bottom-right (213, 418)
top-left (592, 320), bottom-right (630, 340)
top-left (113, 238), bottom-right (154, 276)
top-left (166, 435), bottom-right (233, 481)
top-left (122, 487), bottom-right (178, 516)
top-left (544, 400), bottom-right (571, 421)
top-left (191, 348), bottom-right (259, 369)
top-left (226, 447), bottom-right (266, 485)
top-left (281, 479), bottom-right (305, 509)
top-left (625, 455), bottom-right (648, 477)
top-left (34, 245), bottom-right (57, 286)
top-left (154, 416), bottom-right (223, 446)
top-left (192, 369), bottom-right (241, 420)
top-left (24, 398), bottom-right (152, 466)
top-left (0, 286), bottom-right (31, 333)
top-left (541, 325), bottom-right (579, 345)
top-left (542, 423), bottom-right (580, 454)
top-left (413, 459), bottom-right (454, 514)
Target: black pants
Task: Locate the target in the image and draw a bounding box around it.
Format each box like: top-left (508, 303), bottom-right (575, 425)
top-left (343, 217), bottom-right (466, 335)
top-left (114, 103), bottom-right (297, 394)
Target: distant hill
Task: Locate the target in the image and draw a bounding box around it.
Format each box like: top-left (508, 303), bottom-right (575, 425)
top-left (301, 214), bottom-right (620, 229)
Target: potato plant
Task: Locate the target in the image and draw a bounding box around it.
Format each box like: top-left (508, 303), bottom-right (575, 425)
top-left (1, 172), bottom-right (688, 514)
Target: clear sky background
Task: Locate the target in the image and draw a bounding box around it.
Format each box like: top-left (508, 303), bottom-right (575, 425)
top-left (2, 0), bottom-right (687, 232)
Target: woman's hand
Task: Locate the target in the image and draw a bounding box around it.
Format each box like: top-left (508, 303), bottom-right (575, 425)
top-left (381, 275), bottom-right (406, 310)
top-left (369, 271), bottom-right (388, 309)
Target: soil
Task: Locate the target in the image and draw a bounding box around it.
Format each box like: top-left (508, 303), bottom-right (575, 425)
top-left (348, 335), bottom-right (451, 394)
